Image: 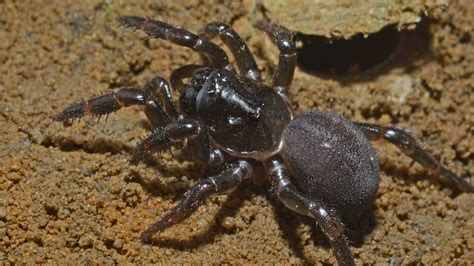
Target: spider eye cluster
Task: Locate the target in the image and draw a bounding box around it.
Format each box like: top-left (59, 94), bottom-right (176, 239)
top-left (190, 68), bottom-right (213, 87)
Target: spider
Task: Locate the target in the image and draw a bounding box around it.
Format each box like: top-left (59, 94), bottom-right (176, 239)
top-left (54, 16), bottom-right (473, 265)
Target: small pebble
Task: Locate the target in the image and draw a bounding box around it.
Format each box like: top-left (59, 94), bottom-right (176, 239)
top-left (113, 238), bottom-right (123, 249)
top-left (78, 234), bottom-right (94, 248)
top-left (35, 256), bottom-right (44, 264)
top-left (221, 217), bottom-right (235, 230)
top-left (10, 163), bottom-right (19, 172)
top-left (7, 172), bottom-right (22, 182)
top-left (103, 229), bottom-right (114, 241)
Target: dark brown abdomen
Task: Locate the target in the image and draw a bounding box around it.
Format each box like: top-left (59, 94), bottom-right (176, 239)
top-left (282, 111), bottom-right (380, 217)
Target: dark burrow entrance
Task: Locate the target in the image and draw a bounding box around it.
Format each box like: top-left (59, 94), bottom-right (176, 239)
top-left (296, 20), bottom-right (431, 78)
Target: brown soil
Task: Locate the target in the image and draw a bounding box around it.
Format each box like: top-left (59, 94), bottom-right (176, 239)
top-left (1, 0), bottom-right (473, 264)
top-left (256, 0), bottom-right (448, 38)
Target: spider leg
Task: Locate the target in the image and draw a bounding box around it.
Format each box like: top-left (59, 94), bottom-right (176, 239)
top-left (145, 76), bottom-right (178, 120)
top-left (141, 159), bottom-right (253, 243)
top-left (200, 22), bottom-right (261, 82)
top-left (265, 157), bottom-right (354, 266)
top-left (132, 117), bottom-right (224, 166)
top-left (54, 76), bottom-right (171, 129)
top-left (183, 129), bottom-right (225, 166)
top-left (133, 118), bottom-right (201, 159)
top-left (170, 64), bottom-right (203, 92)
top-left (256, 21), bottom-right (296, 99)
top-left (117, 16), bottom-right (230, 69)
top-left (355, 122), bottom-right (474, 192)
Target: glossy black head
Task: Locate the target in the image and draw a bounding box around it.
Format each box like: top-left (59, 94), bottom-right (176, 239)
top-left (186, 69), bottom-right (291, 158)
top-left (282, 111), bottom-right (380, 217)
top-left (196, 69), bottom-right (261, 126)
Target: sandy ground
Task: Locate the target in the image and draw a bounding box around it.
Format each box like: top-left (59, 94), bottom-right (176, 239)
top-left (1, 0), bottom-right (473, 264)
top-left (256, 0), bottom-right (448, 38)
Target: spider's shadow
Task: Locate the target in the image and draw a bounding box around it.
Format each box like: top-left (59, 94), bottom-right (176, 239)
top-left (147, 189), bottom-right (250, 250)
top-left (130, 152), bottom-right (231, 197)
top-left (271, 195), bottom-right (377, 264)
top-left (130, 156), bottom-right (250, 249)
top-left (380, 162), bottom-right (464, 197)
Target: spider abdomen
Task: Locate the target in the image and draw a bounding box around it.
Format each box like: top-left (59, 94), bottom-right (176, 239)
top-left (282, 111), bottom-right (380, 217)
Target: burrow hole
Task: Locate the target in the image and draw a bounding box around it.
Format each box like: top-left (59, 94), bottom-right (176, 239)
top-left (296, 20), bottom-right (431, 78)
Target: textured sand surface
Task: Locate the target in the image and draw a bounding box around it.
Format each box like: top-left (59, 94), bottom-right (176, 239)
top-left (1, 0), bottom-right (473, 264)
top-left (257, 0), bottom-right (448, 38)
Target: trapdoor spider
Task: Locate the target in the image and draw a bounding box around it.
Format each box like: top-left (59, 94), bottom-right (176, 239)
top-left (54, 16), bottom-right (473, 265)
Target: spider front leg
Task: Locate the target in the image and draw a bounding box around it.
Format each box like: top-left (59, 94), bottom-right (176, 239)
top-left (257, 21), bottom-right (296, 98)
top-left (147, 76), bottom-right (178, 120)
top-left (170, 64), bottom-right (203, 92)
top-left (133, 117), bottom-right (224, 166)
top-left (117, 16), bottom-right (230, 69)
top-left (355, 122), bottom-right (474, 192)
top-left (181, 130), bottom-right (226, 167)
top-left (133, 118), bottom-right (201, 159)
top-left (141, 159), bottom-right (253, 243)
top-left (265, 157), bottom-right (354, 266)
top-left (54, 76), bottom-right (172, 129)
top-left (200, 22), bottom-right (261, 82)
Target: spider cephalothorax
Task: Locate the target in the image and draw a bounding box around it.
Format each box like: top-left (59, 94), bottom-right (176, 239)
top-left (54, 16), bottom-right (473, 265)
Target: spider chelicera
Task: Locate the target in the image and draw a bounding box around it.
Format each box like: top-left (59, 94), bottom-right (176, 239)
top-left (54, 16), bottom-right (473, 265)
